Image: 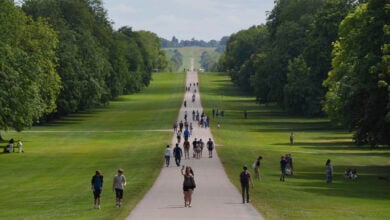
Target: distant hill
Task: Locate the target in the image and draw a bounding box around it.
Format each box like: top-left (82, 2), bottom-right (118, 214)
top-left (160, 36), bottom-right (228, 53)
top-left (164, 47), bottom-right (221, 72)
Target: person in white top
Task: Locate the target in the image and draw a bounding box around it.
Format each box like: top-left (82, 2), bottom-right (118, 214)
top-left (112, 169), bottom-right (126, 207)
top-left (164, 145), bottom-right (171, 167)
top-left (17, 140), bottom-right (23, 153)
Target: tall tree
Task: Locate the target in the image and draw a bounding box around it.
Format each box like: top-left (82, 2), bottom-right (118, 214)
top-left (0, 0), bottom-right (61, 133)
top-left (323, 0), bottom-right (389, 145)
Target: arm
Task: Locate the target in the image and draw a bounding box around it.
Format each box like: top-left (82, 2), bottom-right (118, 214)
top-left (181, 166), bottom-right (185, 176)
top-left (249, 172), bottom-right (254, 188)
top-left (122, 176), bottom-right (127, 187)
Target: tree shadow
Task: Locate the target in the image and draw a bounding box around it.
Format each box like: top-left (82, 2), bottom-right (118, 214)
top-left (38, 111), bottom-right (100, 127)
top-left (248, 120), bottom-right (338, 132)
top-left (289, 165), bottom-right (390, 200)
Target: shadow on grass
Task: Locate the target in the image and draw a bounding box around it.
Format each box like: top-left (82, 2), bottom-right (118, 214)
top-left (39, 111), bottom-right (102, 127)
top-left (247, 120), bottom-right (339, 132)
top-left (289, 165), bottom-right (390, 200)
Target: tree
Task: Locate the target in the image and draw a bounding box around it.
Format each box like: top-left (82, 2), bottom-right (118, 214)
top-left (0, 0), bottom-right (61, 133)
top-left (323, 0), bottom-right (389, 145)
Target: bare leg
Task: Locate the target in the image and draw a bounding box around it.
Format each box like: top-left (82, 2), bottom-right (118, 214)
top-left (188, 189), bottom-right (193, 207)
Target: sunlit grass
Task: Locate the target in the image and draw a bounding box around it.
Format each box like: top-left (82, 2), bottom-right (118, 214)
top-left (0, 72), bottom-right (185, 220)
top-left (199, 72), bottom-right (390, 220)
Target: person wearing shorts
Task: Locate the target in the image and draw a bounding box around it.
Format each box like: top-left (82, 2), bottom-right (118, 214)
top-left (181, 166), bottom-right (195, 207)
top-left (91, 170), bottom-right (103, 209)
top-left (112, 169), bottom-right (126, 207)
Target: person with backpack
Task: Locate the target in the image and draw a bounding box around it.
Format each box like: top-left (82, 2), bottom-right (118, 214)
top-left (173, 144), bottom-right (183, 166)
top-left (207, 138), bottom-right (214, 158)
top-left (240, 165), bottom-right (253, 203)
top-left (91, 170), bottom-right (103, 209)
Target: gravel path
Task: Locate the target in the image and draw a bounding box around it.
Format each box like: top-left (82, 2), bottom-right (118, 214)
top-left (126, 71), bottom-right (263, 220)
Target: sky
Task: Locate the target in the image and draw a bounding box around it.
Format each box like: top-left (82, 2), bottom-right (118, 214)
top-left (104, 0), bottom-right (275, 41)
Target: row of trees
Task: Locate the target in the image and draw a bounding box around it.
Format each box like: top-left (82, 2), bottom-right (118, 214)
top-left (200, 51), bottom-right (220, 72)
top-left (0, 0), bottom-right (167, 134)
top-left (219, 0), bottom-right (389, 145)
top-left (160, 36), bottom-right (227, 51)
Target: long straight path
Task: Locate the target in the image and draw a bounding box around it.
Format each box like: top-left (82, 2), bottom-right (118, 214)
top-left (126, 71), bottom-right (263, 220)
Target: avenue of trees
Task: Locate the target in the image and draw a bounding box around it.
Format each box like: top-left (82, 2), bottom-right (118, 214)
top-left (219, 0), bottom-right (389, 145)
top-left (0, 0), bottom-right (167, 135)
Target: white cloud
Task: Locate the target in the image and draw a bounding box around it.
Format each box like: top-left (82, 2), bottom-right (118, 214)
top-left (104, 0), bottom-right (274, 40)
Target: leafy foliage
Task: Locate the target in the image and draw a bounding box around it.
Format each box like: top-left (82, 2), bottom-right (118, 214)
top-left (0, 1), bottom-right (61, 131)
top-left (323, 0), bottom-right (389, 145)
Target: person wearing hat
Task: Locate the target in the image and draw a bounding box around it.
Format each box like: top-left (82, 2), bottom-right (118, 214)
top-left (239, 165), bottom-right (253, 203)
top-left (112, 169), bottom-right (126, 207)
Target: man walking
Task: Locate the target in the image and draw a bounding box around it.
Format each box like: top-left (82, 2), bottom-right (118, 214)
top-left (113, 169), bottom-right (126, 207)
top-left (91, 170), bottom-right (103, 209)
top-left (207, 138), bottom-right (214, 158)
top-left (173, 144), bottom-right (183, 166)
top-left (164, 145), bottom-right (171, 167)
top-left (240, 165), bottom-right (253, 203)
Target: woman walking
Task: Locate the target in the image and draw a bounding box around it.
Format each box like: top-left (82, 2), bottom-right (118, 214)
top-left (253, 156), bottom-right (262, 180)
top-left (181, 166), bottom-right (196, 207)
top-left (326, 159), bottom-right (333, 183)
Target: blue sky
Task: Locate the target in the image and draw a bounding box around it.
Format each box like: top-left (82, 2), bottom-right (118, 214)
top-left (104, 0), bottom-right (275, 41)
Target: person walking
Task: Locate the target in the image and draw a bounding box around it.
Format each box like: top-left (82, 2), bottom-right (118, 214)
top-left (181, 166), bottom-right (196, 207)
top-left (253, 156), bottom-right (263, 180)
top-left (207, 138), bottom-right (214, 158)
top-left (183, 140), bottom-right (190, 159)
top-left (280, 156), bottom-right (287, 182)
top-left (91, 170), bottom-right (103, 209)
top-left (239, 165), bottom-right (253, 203)
top-left (183, 128), bottom-right (190, 141)
top-left (290, 132), bottom-right (294, 145)
top-left (112, 169), bottom-right (126, 207)
top-left (176, 130), bottom-right (182, 143)
top-left (326, 159), bottom-right (333, 183)
top-left (164, 145), bottom-right (171, 167)
top-left (173, 121), bottom-right (178, 132)
top-left (173, 144), bottom-right (183, 166)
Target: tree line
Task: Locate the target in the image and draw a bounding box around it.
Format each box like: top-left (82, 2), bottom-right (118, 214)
top-left (160, 36), bottom-right (227, 53)
top-left (0, 0), bottom-right (167, 134)
top-left (219, 0), bottom-right (389, 145)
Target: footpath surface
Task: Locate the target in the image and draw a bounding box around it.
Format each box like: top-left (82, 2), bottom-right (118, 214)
top-left (126, 71), bottom-right (263, 220)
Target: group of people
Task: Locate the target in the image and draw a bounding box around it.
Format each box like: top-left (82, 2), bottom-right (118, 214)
top-left (344, 168), bottom-right (358, 180)
top-left (90, 168), bottom-right (127, 209)
top-left (3, 138), bottom-right (23, 153)
top-left (164, 137), bottom-right (215, 167)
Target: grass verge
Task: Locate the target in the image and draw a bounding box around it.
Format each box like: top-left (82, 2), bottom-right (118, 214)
top-left (199, 72), bottom-right (390, 220)
top-left (0, 72), bottom-right (185, 220)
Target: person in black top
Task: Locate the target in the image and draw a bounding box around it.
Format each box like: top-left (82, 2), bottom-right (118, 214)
top-left (173, 144), bottom-right (183, 166)
top-left (91, 170), bottom-right (103, 209)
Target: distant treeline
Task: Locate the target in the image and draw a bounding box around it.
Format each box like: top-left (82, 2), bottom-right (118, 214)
top-left (219, 0), bottom-right (389, 145)
top-left (160, 36), bottom-right (228, 53)
top-left (0, 0), bottom-right (167, 133)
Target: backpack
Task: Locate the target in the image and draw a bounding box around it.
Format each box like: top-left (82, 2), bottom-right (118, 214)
top-left (240, 171), bottom-right (249, 184)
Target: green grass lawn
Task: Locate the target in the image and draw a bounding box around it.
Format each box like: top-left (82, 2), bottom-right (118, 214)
top-left (0, 72), bottom-right (185, 220)
top-left (199, 72), bottom-right (390, 220)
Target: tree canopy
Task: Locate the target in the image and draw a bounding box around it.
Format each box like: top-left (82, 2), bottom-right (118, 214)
top-left (219, 0), bottom-right (389, 145)
top-left (0, 0), bottom-right (166, 132)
